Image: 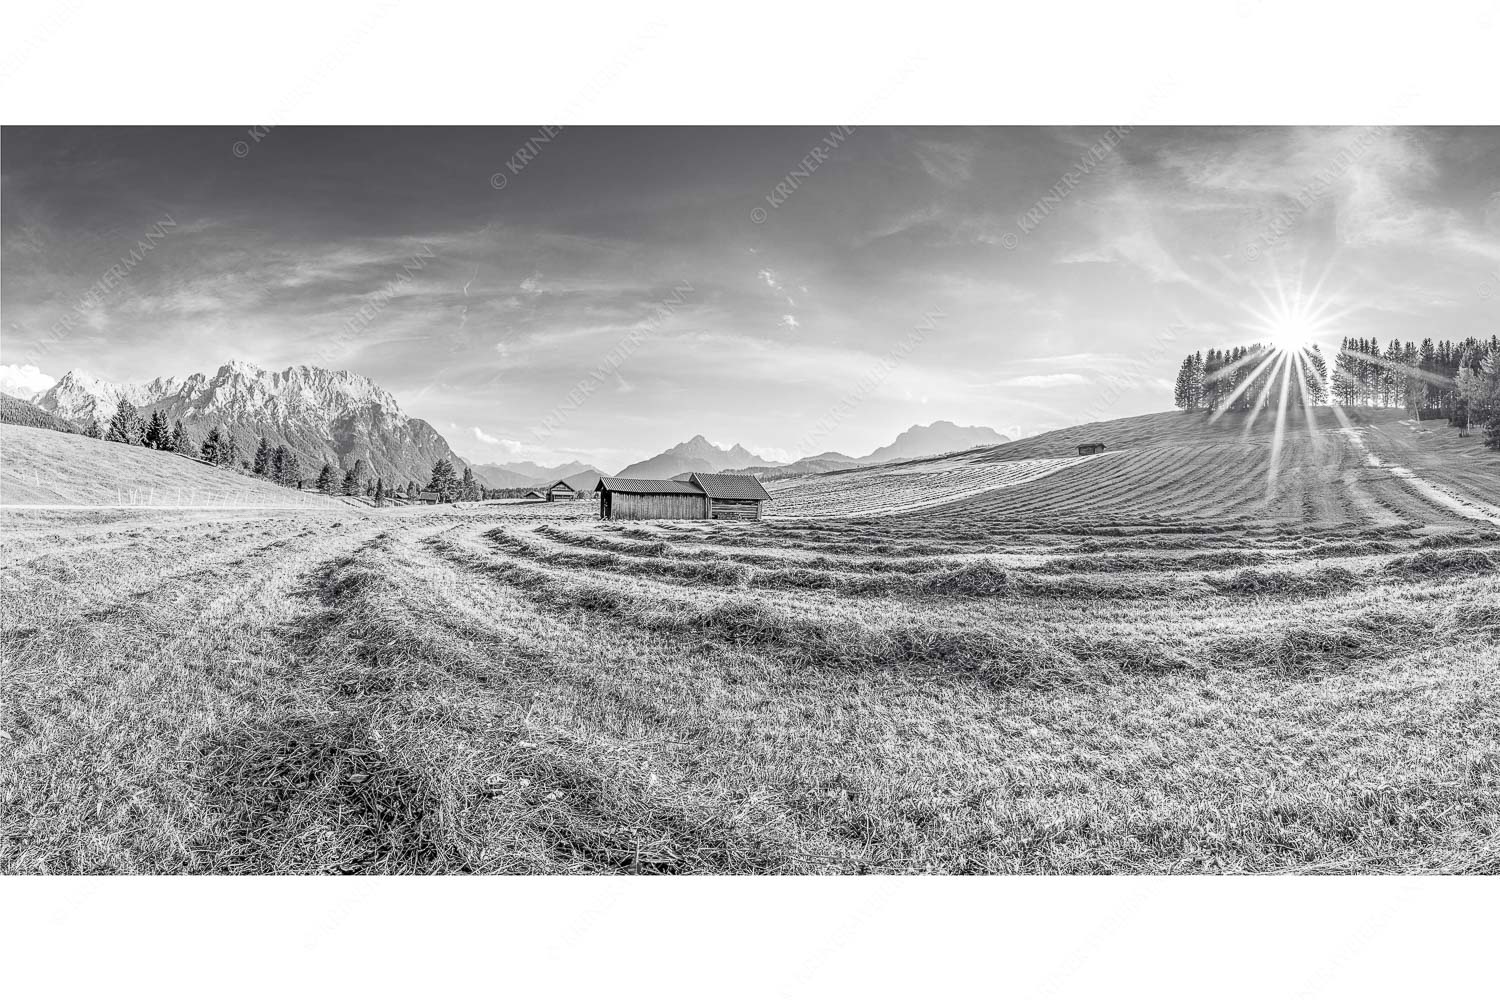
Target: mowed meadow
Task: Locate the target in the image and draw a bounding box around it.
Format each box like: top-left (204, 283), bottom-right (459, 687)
top-left (2, 408), bottom-right (1498, 874)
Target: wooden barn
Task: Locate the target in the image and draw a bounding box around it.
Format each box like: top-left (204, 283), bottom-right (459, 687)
top-left (543, 473), bottom-right (602, 501)
top-left (596, 472), bottom-right (772, 521)
top-left (690, 472), bottom-right (773, 521)
top-left (416, 490), bottom-right (442, 504)
top-left (1077, 442), bottom-right (1107, 456)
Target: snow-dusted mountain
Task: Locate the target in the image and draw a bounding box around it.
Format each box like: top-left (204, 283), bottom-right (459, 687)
top-left (33, 370), bottom-right (184, 424)
top-left (31, 361), bottom-right (483, 487)
top-left (614, 435), bottom-right (778, 480)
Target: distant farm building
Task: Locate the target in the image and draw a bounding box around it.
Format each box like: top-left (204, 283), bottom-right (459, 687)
top-left (416, 490), bottom-right (442, 504)
top-left (543, 473), bottom-right (602, 501)
top-left (596, 472), bottom-right (772, 521)
top-left (1077, 442), bottom-right (1107, 456)
top-left (523, 489), bottom-right (546, 500)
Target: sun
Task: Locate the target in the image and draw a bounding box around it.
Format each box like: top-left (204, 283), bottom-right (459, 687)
top-left (1255, 296), bottom-right (1327, 356)
top-left (1267, 310), bottom-right (1318, 353)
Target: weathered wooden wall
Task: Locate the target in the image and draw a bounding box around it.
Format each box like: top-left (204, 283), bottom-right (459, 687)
top-left (607, 492), bottom-right (709, 520)
top-left (710, 499), bottom-right (763, 520)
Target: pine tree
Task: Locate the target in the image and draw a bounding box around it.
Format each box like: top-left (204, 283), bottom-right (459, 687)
top-left (283, 451), bottom-right (301, 489)
top-left (1301, 345), bottom-right (1329, 405)
top-left (374, 477), bottom-right (385, 508)
top-left (426, 457), bottom-right (457, 502)
top-left (105, 400), bottom-right (140, 444)
top-left (170, 419), bottom-right (193, 455)
top-left (220, 431), bottom-right (240, 468)
top-left (140, 410), bottom-right (168, 449)
top-left (1456, 343), bottom-right (1500, 449)
top-left (1176, 355), bottom-right (1200, 410)
top-left (81, 414), bottom-right (103, 439)
top-left (406, 480), bottom-right (417, 499)
top-left (461, 466), bottom-right (477, 500)
top-left (341, 468), bottom-right (359, 495)
top-left (316, 462), bottom-right (336, 494)
top-left (1417, 338), bottom-right (1437, 415)
top-left (253, 437), bottom-right (272, 476)
top-left (200, 427), bottom-right (222, 464)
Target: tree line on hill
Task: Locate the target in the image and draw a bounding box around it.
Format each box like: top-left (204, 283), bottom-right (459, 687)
top-left (1172, 342), bottom-right (1329, 413)
top-left (90, 398), bottom-right (498, 503)
top-left (1173, 336), bottom-right (1500, 450)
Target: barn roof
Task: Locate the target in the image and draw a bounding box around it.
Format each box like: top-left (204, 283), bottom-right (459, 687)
top-left (597, 476), bottom-right (706, 495)
top-left (689, 472), bottom-right (772, 501)
top-left (417, 491), bottom-right (441, 501)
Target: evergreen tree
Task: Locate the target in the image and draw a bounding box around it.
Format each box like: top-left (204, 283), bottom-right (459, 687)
top-left (141, 410), bottom-right (169, 449)
top-left (426, 457), bottom-right (457, 502)
top-left (316, 462), bottom-right (336, 494)
top-left (374, 477), bottom-right (385, 508)
top-left (253, 437), bottom-right (272, 476)
top-left (1456, 343), bottom-right (1500, 448)
top-left (461, 466), bottom-right (477, 500)
top-left (105, 399), bottom-right (140, 444)
top-left (81, 414), bottom-right (103, 439)
top-left (200, 427), bottom-right (223, 464)
top-left (283, 451), bottom-right (301, 489)
top-left (406, 479), bottom-right (417, 499)
top-left (170, 419), bottom-right (193, 455)
top-left (1301, 345), bottom-right (1329, 405)
top-left (341, 467), bottom-right (359, 495)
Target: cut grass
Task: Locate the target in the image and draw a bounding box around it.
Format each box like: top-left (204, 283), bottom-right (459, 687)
top-left (5, 409), bottom-right (1500, 875)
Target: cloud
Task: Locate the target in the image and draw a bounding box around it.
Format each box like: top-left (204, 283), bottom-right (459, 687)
top-left (0, 363), bottom-right (56, 398)
top-left (473, 426), bottom-right (523, 453)
top-left (779, 314), bottom-right (800, 331)
top-left (993, 373), bottom-right (1089, 388)
top-left (911, 137), bottom-right (977, 187)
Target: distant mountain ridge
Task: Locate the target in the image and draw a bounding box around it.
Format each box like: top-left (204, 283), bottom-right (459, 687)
top-left (31, 360), bottom-right (483, 488)
top-left (615, 435), bottom-right (777, 480)
top-left (471, 460), bottom-right (607, 488)
top-left (669, 423), bottom-right (1012, 480)
top-left (857, 420), bottom-right (1009, 464)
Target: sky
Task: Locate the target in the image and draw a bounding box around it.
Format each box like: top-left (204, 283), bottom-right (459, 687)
top-left (3, 126), bottom-right (1498, 470)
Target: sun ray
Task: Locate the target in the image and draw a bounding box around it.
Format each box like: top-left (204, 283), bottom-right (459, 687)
top-left (1242, 350), bottom-right (1291, 440)
top-left (1208, 347), bottom-right (1280, 422)
top-left (1266, 344), bottom-right (1296, 495)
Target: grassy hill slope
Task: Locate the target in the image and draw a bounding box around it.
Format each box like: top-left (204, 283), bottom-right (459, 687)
top-left (0, 423), bottom-right (344, 507)
top-left (768, 408), bottom-right (1500, 527)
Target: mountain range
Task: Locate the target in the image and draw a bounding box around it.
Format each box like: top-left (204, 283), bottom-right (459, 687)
top-left (629, 422), bottom-right (1010, 481)
top-left (470, 460), bottom-right (608, 489)
top-left (31, 361), bottom-right (482, 488)
top-left (615, 435), bottom-right (772, 480)
top-left (24, 361), bottom-right (1011, 488)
